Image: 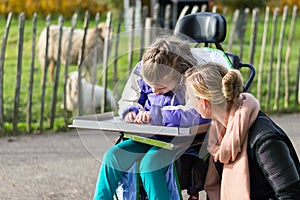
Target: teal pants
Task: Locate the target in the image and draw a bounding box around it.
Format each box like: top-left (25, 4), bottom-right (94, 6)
top-left (93, 139), bottom-right (184, 200)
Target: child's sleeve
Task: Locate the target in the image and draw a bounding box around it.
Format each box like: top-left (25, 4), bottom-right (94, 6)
top-left (118, 63), bottom-right (147, 119)
top-left (150, 105), bottom-right (210, 127)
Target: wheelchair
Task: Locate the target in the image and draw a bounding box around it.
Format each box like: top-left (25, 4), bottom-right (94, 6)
top-left (114, 12), bottom-right (256, 200)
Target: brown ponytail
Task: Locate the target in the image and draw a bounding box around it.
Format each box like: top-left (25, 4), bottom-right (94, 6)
top-left (222, 70), bottom-right (243, 102)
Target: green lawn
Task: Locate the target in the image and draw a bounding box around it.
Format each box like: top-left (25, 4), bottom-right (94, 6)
top-left (0, 9), bottom-right (300, 135)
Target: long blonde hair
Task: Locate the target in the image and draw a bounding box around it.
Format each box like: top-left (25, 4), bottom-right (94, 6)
top-left (185, 62), bottom-right (244, 106)
top-left (141, 36), bottom-right (197, 84)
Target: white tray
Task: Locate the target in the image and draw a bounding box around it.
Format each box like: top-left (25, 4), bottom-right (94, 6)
top-left (69, 112), bottom-right (209, 137)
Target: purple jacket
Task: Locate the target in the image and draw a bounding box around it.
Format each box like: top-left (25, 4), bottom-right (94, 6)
top-left (118, 62), bottom-right (210, 127)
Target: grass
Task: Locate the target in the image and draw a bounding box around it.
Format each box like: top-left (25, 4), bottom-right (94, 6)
top-left (0, 13), bottom-right (141, 135)
top-left (0, 9), bottom-right (300, 135)
top-left (222, 12), bottom-right (300, 113)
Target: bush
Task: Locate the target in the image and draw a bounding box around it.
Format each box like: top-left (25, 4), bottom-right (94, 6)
top-left (0, 0), bottom-right (108, 18)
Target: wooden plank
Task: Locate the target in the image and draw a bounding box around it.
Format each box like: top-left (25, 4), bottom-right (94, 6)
top-left (247, 8), bottom-right (259, 92)
top-left (127, 7), bottom-right (135, 73)
top-left (101, 11), bottom-right (112, 113)
top-left (40, 14), bottom-right (51, 132)
top-left (227, 9), bottom-right (239, 52)
top-left (50, 15), bottom-right (64, 129)
top-left (163, 4), bottom-right (171, 29)
top-left (201, 4), bottom-right (207, 12)
top-left (113, 11), bottom-right (123, 101)
top-left (178, 5), bottom-right (189, 22)
top-left (211, 5), bottom-right (217, 13)
top-left (239, 8), bottom-right (249, 61)
top-left (266, 7), bottom-right (279, 112)
top-left (274, 6), bottom-right (288, 111)
top-left (63, 13), bottom-right (78, 128)
top-left (296, 48), bottom-right (300, 106)
top-left (140, 6), bottom-right (148, 59)
top-left (78, 11), bottom-right (90, 116)
top-left (0, 12), bottom-right (12, 133)
top-left (284, 5), bottom-right (297, 108)
top-left (191, 5), bottom-right (200, 14)
top-left (145, 17), bottom-right (152, 47)
top-left (26, 12), bottom-right (37, 133)
top-left (257, 6), bottom-right (270, 102)
top-left (91, 13), bottom-right (100, 115)
top-left (13, 12), bottom-right (25, 133)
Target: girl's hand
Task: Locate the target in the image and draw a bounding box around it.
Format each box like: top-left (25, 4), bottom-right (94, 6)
top-left (124, 111), bottom-right (137, 123)
top-left (134, 110), bottom-right (151, 124)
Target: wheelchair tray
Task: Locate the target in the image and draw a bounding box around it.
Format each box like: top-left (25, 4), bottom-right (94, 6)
top-left (69, 112), bottom-right (209, 150)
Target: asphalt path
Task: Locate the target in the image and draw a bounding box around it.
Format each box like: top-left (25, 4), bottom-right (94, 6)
top-left (0, 113), bottom-right (300, 200)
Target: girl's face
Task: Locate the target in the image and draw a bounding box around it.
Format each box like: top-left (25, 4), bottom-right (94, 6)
top-left (146, 78), bottom-right (179, 95)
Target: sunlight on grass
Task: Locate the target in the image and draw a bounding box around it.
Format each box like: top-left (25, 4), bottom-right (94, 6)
top-left (0, 10), bottom-right (300, 134)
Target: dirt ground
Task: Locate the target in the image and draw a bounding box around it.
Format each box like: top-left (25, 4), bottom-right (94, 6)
top-left (0, 113), bottom-right (300, 200)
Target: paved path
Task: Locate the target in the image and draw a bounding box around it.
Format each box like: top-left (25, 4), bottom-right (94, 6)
top-left (0, 113), bottom-right (300, 200)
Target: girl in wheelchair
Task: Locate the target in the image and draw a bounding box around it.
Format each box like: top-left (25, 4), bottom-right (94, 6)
top-left (93, 36), bottom-right (210, 200)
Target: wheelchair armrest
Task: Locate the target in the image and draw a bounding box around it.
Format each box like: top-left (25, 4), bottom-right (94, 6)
top-left (241, 63), bottom-right (256, 92)
top-left (224, 52), bottom-right (256, 92)
top-left (225, 52), bottom-right (240, 69)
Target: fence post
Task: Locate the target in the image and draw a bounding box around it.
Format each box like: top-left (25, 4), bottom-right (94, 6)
top-left (201, 4), bottom-right (207, 12)
top-left (191, 5), bottom-right (200, 13)
top-left (284, 5), bottom-right (298, 108)
top-left (239, 8), bottom-right (249, 61)
top-left (164, 4), bottom-right (171, 30)
top-left (296, 48), bottom-right (300, 106)
top-left (90, 12), bottom-right (100, 115)
top-left (26, 12), bottom-right (37, 133)
top-left (257, 6), bottom-right (270, 103)
top-left (0, 12), bottom-right (12, 133)
top-left (178, 5), bottom-right (189, 22)
top-left (78, 11), bottom-right (90, 116)
top-left (63, 13), bottom-right (77, 127)
top-left (113, 11), bottom-right (123, 101)
top-left (266, 7), bottom-right (279, 112)
top-left (140, 6), bottom-right (148, 59)
top-left (222, 6), bottom-right (228, 16)
top-left (128, 7), bottom-right (135, 73)
top-left (211, 5), bottom-right (217, 13)
top-left (145, 3), bottom-right (160, 47)
top-left (40, 14), bottom-right (51, 132)
top-left (101, 12), bottom-right (112, 113)
top-left (246, 8), bottom-right (260, 92)
top-left (145, 17), bottom-right (153, 47)
top-left (50, 15), bottom-right (64, 129)
top-left (152, 3), bottom-right (160, 25)
top-left (13, 12), bottom-right (25, 134)
top-left (227, 9), bottom-right (239, 52)
top-left (274, 5), bottom-right (288, 111)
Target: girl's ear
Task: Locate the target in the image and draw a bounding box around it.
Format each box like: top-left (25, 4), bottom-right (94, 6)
top-left (196, 97), bottom-right (207, 109)
top-left (202, 98), bottom-right (210, 110)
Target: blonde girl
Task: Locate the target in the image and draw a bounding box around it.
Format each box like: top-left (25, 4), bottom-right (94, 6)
top-left (185, 62), bottom-right (300, 200)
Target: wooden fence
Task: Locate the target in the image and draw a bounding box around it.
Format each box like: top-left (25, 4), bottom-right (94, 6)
top-left (0, 4), bottom-right (300, 134)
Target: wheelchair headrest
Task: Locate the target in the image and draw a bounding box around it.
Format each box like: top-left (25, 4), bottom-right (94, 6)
top-left (174, 12), bottom-right (227, 44)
